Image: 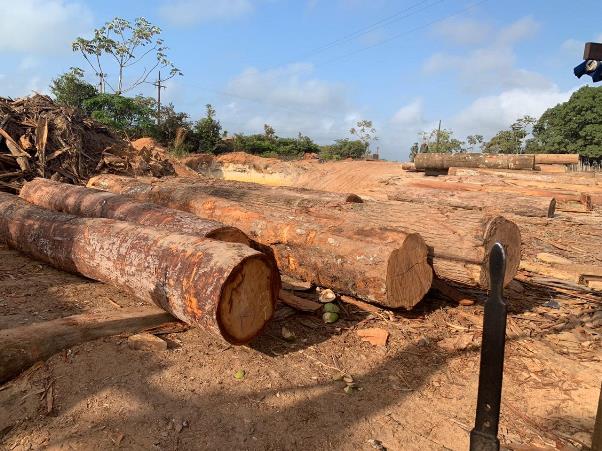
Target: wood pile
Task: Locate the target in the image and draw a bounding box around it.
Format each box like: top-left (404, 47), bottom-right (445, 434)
top-left (0, 192), bottom-right (279, 345)
top-left (87, 174), bottom-right (522, 292)
top-left (0, 95), bottom-right (174, 193)
top-left (413, 152), bottom-right (580, 173)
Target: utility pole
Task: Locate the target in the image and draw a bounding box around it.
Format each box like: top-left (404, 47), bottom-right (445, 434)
top-left (435, 119), bottom-right (442, 153)
top-left (153, 71), bottom-right (166, 126)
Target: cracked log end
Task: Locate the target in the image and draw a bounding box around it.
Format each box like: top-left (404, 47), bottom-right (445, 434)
top-left (218, 255), bottom-right (278, 344)
top-left (481, 216), bottom-right (522, 288)
top-left (385, 233), bottom-right (433, 309)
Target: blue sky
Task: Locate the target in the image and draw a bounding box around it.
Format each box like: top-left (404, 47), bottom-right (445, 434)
top-left (0, 0), bottom-right (600, 160)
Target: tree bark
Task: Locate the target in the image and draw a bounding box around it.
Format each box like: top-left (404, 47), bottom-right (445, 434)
top-left (0, 307), bottom-right (178, 384)
top-left (88, 175), bottom-right (433, 309)
top-left (414, 153), bottom-right (535, 171)
top-left (388, 186), bottom-right (555, 218)
top-left (407, 178), bottom-right (593, 210)
top-left (535, 164), bottom-right (568, 173)
top-left (448, 167), bottom-right (599, 184)
top-left (20, 178), bottom-right (251, 245)
top-left (533, 154), bottom-right (580, 165)
top-left (0, 193), bottom-right (279, 344)
top-left (88, 175), bottom-right (521, 291)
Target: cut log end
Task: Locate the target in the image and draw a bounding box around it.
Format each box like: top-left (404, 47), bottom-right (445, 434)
top-left (481, 217), bottom-right (522, 288)
top-left (218, 255), bottom-right (279, 344)
top-left (385, 233), bottom-right (433, 309)
top-left (206, 226), bottom-right (252, 245)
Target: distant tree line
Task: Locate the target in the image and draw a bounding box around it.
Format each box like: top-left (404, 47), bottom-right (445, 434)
top-left (409, 86), bottom-right (602, 161)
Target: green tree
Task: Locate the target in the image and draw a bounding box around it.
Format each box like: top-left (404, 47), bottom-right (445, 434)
top-left (350, 119), bottom-right (377, 155)
top-left (152, 103), bottom-right (192, 148)
top-left (72, 17), bottom-right (181, 94)
top-left (409, 142), bottom-right (419, 161)
top-left (83, 94), bottom-right (156, 137)
top-left (483, 115), bottom-right (536, 154)
top-left (418, 128), bottom-right (464, 153)
top-left (194, 104), bottom-right (223, 152)
top-left (263, 123), bottom-right (276, 140)
top-left (49, 68), bottom-right (97, 109)
top-left (531, 86), bottom-right (602, 157)
top-left (465, 134), bottom-right (484, 152)
top-left (320, 139), bottom-right (366, 160)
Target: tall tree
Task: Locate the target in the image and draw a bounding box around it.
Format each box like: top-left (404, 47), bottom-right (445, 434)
top-left (72, 17), bottom-right (181, 94)
top-left (194, 104), bottom-right (222, 152)
top-left (417, 128), bottom-right (464, 153)
top-left (483, 116), bottom-right (536, 154)
top-left (530, 86), bottom-right (602, 158)
top-left (350, 120), bottom-right (377, 155)
top-left (465, 134), bottom-right (484, 152)
top-left (49, 68), bottom-right (97, 109)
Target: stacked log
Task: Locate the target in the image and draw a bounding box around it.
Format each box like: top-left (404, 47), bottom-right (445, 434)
top-left (448, 167), bottom-right (599, 184)
top-left (533, 154), bottom-right (580, 165)
top-left (20, 178), bottom-right (252, 245)
top-left (414, 153), bottom-right (580, 172)
top-left (414, 153), bottom-right (535, 171)
top-left (0, 193), bottom-right (279, 344)
top-left (87, 175), bottom-right (432, 309)
top-left (88, 175), bottom-right (522, 290)
top-left (388, 187), bottom-right (555, 218)
top-left (407, 178), bottom-right (593, 210)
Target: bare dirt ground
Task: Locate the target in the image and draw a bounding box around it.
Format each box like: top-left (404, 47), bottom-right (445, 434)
top-left (1, 239), bottom-right (600, 451)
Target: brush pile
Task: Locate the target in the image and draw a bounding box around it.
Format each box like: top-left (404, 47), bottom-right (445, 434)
top-left (0, 94), bottom-right (174, 192)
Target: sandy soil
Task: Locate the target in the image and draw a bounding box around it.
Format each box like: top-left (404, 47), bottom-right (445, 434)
top-left (1, 240), bottom-right (600, 451)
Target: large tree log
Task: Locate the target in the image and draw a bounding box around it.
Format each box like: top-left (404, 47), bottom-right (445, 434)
top-left (407, 178), bottom-right (593, 210)
top-left (448, 167), bottom-right (599, 185)
top-left (88, 176), bottom-right (432, 309)
top-left (535, 164), bottom-right (568, 173)
top-left (0, 193), bottom-right (279, 344)
top-left (20, 178), bottom-right (251, 245)
top-left (414, 153), bottom-right (535, 171)
top-left (0, 307), bottom-right (178, 384)
top-left (388, 187), bottom-right (555, 218)
top-left (88, 175), bottom-right (521, 290)
top-left (533, 154), bottom-right (580, 165)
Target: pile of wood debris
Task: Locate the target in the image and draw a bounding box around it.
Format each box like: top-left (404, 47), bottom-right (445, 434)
top-left (0, 95), bottom-right (174, 192)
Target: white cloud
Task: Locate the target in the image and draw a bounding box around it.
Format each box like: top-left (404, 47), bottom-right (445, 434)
top-left (449, 86), bottom-right (575, 139)
top-left (432, 17), bottom-right (492, 46)
top-left (158, 0), bottom-right (254, 26)
top-left (496, 16), bottom-right (539, 45)
top-left (391, 98), bottom-right (425, 126)
top-left (226, 63), bottom-right (348, 111)
top-left (0, 0), bottom-right (92, 54)
top-left (423, 17), bottom-right (547, 93)
top-left (216, 63), bottom-right (361, 144)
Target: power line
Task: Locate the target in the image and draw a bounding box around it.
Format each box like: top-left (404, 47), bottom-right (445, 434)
top-left (315, 0), bottom-right (489, 66)
top-left (297, 0), bottom-right (445, 59)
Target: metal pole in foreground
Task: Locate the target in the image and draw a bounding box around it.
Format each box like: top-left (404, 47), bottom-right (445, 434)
top-left (470, 243), bottom-right (507, 451)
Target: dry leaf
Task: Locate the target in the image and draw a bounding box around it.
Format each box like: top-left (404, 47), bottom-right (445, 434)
top-left (356, 328), bottom-right (389, 346)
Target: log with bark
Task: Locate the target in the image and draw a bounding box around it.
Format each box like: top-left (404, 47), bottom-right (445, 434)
top-left (388, 186), bottom-right (555, 218)
top-left (20, 178), bottom-right (251, 245)
top-left (88, 175), bottom-right (522, 291)
top-left (0, 307), bottom-right (179, 384)
top-left (535, 164), bottom-right (568, 173)
top-left (414, 153), bottom-right (535, 171)
top-left (407, 178), bottom-right (593, 210)
top-left (447, 167), bottom-right (599, 185)
top-left (0, 193), bottom-right (279, 344)
top-left (533, 154), bottom-right (580, 165)
top-left (88, 175), bottom-right (433, 309)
